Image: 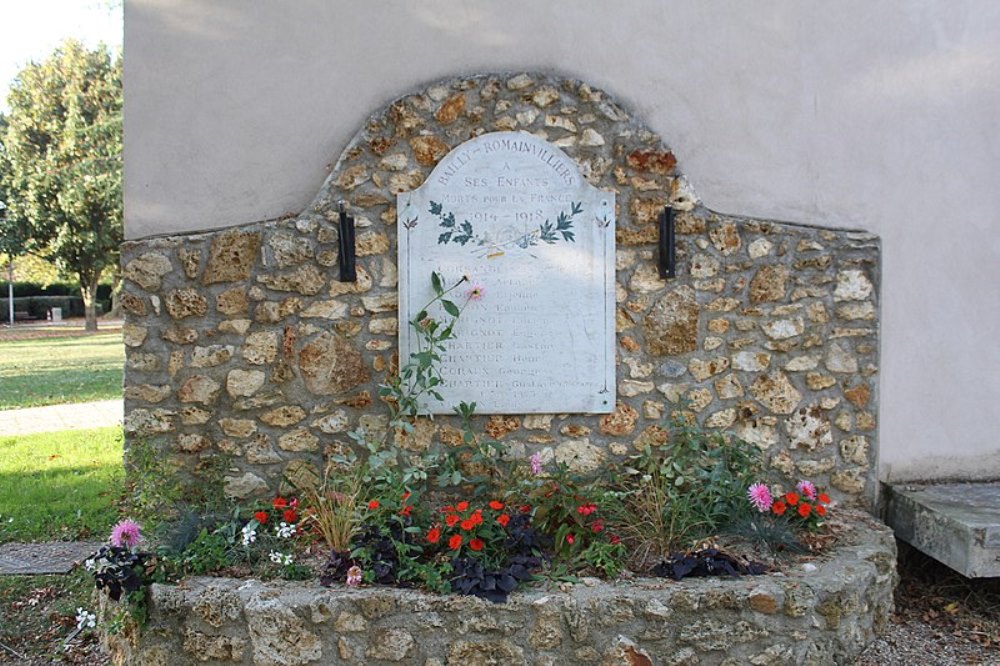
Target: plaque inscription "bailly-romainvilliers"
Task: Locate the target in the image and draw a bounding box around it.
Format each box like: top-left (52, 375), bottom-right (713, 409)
top-left (397, 131), bottom-right (615, 414)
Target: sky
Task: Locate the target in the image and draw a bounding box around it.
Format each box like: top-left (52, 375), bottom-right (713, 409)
top-left (0, 0), bottom-right (122, 112)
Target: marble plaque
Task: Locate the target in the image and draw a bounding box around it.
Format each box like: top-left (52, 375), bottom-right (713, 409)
top-left (397, 131), bottom-right (615, 414)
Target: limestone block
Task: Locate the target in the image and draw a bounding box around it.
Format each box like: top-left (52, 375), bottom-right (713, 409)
top-left (411, 135), bottom-right (450, 166)
top-left (257, 264), bottom-right (326, 295)
top-left (749, 265), bottom-right (789, 303)
top-left (165, 289), bottom-right (208, 319)
top-left (599, 402), bottom-right (638, 436)
top-left (301, 300), bottom-right (349, 320)
top-left (243, 331), bottom-right (279, 365)
top-left (554, 438), bottom-right (605, 474)
top-left (267, 231), bottom-right (313, 268)
top-left (227, 369), bottom-right (266, 397)
top-left (260, 406), bottom-right (306, 427)
top-left (298, 331), bottom-right (368, 395)
top-left (245, 595), bottom-right (323, 664)
top-left (220, 418), bottom-right (257, 438)
top-left (121, 324), bottom-right (147, 347)
top-left (162, 327), bottom-right (199, 345)
top-left (203, 230), bottom-right (260, 284)
top-left (643, 286), bottom-right (699, 356)
top-left (123, 252), bottom-right (173, 290)
top-left (123, 384), bottom-right (171, 404)
top-left (190, 345), bottom-right (234, 368)
top-left (177, 433), bottom-right (210, 453)
top-left (749, 372), bottom-right (802, 414)
top-left (224, 472), bottom-right (269, 499)
top-left (278, 428), bottom-right (319, 452)
top-left (710, 222), bottom-right (742, 256)
top-left (732, 351), bottom-right (771, 372)
top-left (216, 287), bottom-right (248, 315)
top-left (177, 375), bottom-right (221, 405)
top-left (762, 318), bottom-right (804, 340)
top-left (688, 357), bottom-right (730, 381)
top-left (784, 405), bottom-right (833, 451)
top-left (834, 270), bottom-right (874, 302)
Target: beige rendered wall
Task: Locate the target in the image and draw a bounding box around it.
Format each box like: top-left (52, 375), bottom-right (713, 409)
top-left (123, 0), bottom-right (1000, 483)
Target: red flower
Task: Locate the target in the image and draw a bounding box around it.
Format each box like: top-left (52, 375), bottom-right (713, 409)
top-left (426, 526), bottom-right (441, 544)
top-left (283, 509), bottom-right (298, 523)
top-left (456, 501), bottom-right (469, 511)
top-left (496, 514), bottom-right (510, 528)
top-left (488, 500), bottom-right (504, 510)
top-left (519, 504), bottom-right (532, 514)
top-left (254, 511), bottom-right (269, 524)
top-left (273, 497), bottom-right (288, 509)
top-left (460, 518), bottom-right (476, 531)
top-left (399, 505), bottom-right (412, 517)
top-left (469, 538), bottom-right (485, 552)
top-left (609, 534), bottom-right (621, 545)
top-left (445, 514), bottom-right (460, 527)
top-left (471, 510), bottom-right (483, 526)
top-left (402, 491), bottom-right (411, 501)
top-left (566, 534), bottom-right (575, 545)
top-left (576, 504), bottom-right (597, 516)
top-left (368, 500), bottom-right (380, 510)
top-left (818, 493), bottom-right (830, 505)
top-left (798, 502), bottom-right (812, 518)
top-left (815, 505), bottom-right (827, 517)
top-left (591, 520), bottom-right (604, 533)
top-left (440, 505), bottom-right (455, 514)
top-left (772, 501), bottom-right (787, 516)
top-left (449, 534), bottom-right (462, 550)
top-left (784, 492), bottom-right (800, 506)
top-left (290, 498), bottom-right (299, 508)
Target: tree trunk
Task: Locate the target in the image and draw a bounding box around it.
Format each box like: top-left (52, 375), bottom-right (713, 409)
top-left (81, 280), bottom-right (99, 331)
top-left (106, 271), bottom-right (122, 319)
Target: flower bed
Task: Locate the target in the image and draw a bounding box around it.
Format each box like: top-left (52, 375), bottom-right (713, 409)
top-left (99, 509), bottom-right (895, 666)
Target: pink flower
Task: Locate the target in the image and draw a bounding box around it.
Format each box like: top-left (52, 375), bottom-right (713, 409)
top-left (110, 519), bottom-right (143, 549)
top-left (346, 565), bottom-right (362, 587)
top-left (747, 483), bottom-right (773, 513)
top-left (796, 480), bottom-right (817, 501)
top-left (466, 281), bottom-right (485, 301)
top-left (530, 452), bottom-right (543, 476)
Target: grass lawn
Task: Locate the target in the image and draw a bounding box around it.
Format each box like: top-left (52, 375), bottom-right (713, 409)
top-left (0, 333), bottom-right (124, 409)
top-left (0, 427), bottom-right (124, 543)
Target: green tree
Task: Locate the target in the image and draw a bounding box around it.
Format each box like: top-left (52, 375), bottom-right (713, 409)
top-left (0, 40), bottom-right (122, 331)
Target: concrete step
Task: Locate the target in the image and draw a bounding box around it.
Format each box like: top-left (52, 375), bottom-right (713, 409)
top-left (885, 481), bottom-right (1000, 578)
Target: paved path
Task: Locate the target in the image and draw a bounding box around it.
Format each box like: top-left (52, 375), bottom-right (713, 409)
top-left (0, 541), bottom-right (104, 575)
top-left (0, 399), bottom-right (123, 436)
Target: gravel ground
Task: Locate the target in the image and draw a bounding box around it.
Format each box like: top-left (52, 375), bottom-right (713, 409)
top-left (856, 542), bottom-right (1000, 665)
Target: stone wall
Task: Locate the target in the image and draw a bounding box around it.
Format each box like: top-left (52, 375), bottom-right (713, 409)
top-left (120, 74), bottom-right (880, 506)
top-left (102, 511), bottom-right (896, 665)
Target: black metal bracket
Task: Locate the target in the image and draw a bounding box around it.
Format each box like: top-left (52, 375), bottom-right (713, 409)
top-left (337, 202), bottom-right (357, 282)
top-left (658, 205), bottom-right (676, 279)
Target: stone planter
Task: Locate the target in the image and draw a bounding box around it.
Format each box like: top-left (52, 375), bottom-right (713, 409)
top-left (100, 511), bottom-right (896, 665)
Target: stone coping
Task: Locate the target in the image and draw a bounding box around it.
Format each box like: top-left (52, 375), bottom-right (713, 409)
top-left (102, 511), bottom-right (896, 665)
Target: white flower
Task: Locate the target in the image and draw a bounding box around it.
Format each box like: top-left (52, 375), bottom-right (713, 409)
top-left (241, 524), bottom-right (257, 546)
top-left (75, 608), bottom-right (96, 629)
top-left (269, 551), bottom-right (293, 566)
top-left (275, 522), bottom-right (297, 539)
top-left (84, 558), bottom-right (95, 572)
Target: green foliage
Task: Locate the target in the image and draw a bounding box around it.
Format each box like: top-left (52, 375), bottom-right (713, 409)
top-left (0, 40), bottom-right (122, 330)
top-left (522, 462), bottom-right (624, 572)
top-left (613, 413), bottom-right (764, 563)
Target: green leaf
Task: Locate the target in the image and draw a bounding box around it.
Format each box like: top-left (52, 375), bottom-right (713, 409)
top-left (431, 272), bottom-right (443, 295)
top-left (441, 299), bottom-right (460, 317)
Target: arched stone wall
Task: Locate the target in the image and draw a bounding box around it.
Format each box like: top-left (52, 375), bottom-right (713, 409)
top-left (120, 73), bottom-right (880, 506)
